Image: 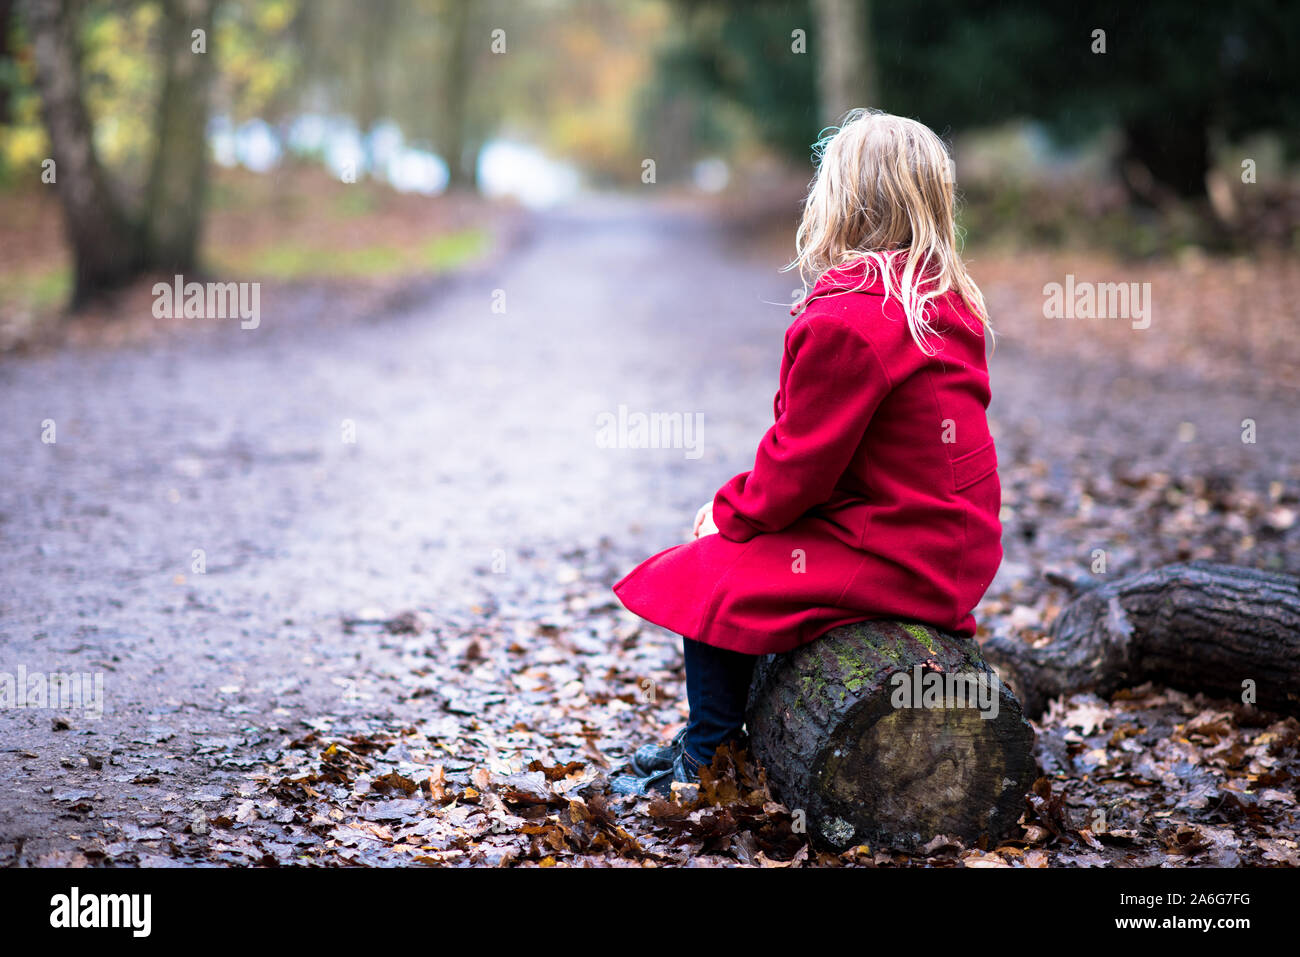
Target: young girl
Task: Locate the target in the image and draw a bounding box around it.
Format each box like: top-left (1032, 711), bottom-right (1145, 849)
top-left (611, 110), bottom-right (1002, 797)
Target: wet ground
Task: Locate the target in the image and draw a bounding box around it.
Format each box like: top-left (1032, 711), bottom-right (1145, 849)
top-left (1, 197), bottom-right (1297, 866)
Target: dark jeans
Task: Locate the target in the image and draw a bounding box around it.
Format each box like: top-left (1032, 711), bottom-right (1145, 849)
top-left (682, 636), bottom-right (757, 769)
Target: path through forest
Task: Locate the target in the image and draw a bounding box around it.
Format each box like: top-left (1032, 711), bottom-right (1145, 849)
top-left (1, 197), bottom-right (1296, 865)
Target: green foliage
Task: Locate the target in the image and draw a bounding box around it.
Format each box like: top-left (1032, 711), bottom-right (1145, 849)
top-left (642, 0), bottom-right (817, 167)
top-left (216, 0), bottom-right (302, 123)
top-left (647, 0), bottom-right (1300, 198)
top-left (80, 3), bottom-right (163, 182)
top-left (1, 1), bottom-right (302, 184)
top-left (876, 0), bottom-right (1300, 148)
top-left (0, 8), bottom-right (49, 182)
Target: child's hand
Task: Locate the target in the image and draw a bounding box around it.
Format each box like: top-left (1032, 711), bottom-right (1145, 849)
top-left (693, 500), bottom-right (719, 539)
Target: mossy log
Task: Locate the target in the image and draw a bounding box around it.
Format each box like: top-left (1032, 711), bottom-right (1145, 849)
top-left (745, 620), bottom-right (1038, 853)
top-left (982, 561), bottom-right (1300, 718)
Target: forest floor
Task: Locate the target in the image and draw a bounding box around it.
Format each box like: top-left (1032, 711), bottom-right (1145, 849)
top-left (1, 189), bottom-right (1298, 867)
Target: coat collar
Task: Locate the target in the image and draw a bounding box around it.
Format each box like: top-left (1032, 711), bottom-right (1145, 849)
top-left (791, 255), bottom-right (894, 316)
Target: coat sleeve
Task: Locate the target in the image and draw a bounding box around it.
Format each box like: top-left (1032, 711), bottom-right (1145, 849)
top-left (712, 315), bottom-right (892, 543)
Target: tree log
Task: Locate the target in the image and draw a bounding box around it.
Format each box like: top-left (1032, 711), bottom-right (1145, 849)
top-left (745, 620), bottom-right (1038, 853)
top-left (982, 561), bottom-right (1300, 718)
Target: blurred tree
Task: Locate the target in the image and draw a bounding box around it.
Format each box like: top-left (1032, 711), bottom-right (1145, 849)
top-left (482, 0), bottom-right (666, 186)
top-left (358, 0), bottom-right (397, 176)
top-left (276, 0), bottom-right (486, 184)
top-left (22, 0), bottom-right (218, 303)
top-left (436, 0), bottom-right (475, 188)
top-left (23, 0), bottom-right (142, 300)
top-left (215, 0), bottom-right (300, 128)
top-left (0, 0), bottom-right (13, 125)
top-left (812, 0), bottom-right (876, 123)
top-left (642, 0), bottom-right (818, 172)
top-left (873, 0), bottom-right (1300, 206)
top-left (144, 0), bottom-right (217, 271)
top-left (648, 0), bottom-right (1300, 209)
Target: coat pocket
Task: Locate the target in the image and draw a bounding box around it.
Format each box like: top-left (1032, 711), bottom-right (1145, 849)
top-left (950, 438), bottom-right (998, 492)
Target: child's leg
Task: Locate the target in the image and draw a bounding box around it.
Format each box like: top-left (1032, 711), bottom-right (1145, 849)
top-left (681, 636), bottom-right (756, 770)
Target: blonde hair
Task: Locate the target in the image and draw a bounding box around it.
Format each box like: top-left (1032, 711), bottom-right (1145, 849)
top-left (789, 109), bottom-right (992, 355)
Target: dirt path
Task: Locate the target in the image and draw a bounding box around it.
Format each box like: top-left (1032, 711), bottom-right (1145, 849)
top-left (1, 197), bottom-right (1296, 865)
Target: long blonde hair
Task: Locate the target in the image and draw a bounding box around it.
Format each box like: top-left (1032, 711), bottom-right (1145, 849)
top-left (789, 109), bottom-right (991, 355)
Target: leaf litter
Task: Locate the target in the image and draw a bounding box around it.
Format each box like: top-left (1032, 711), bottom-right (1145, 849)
top-left (180, 552), bottom-right (1299, 868)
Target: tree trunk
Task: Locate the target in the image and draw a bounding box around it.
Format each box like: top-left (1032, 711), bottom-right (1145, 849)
top-left (982, 561), bottom-right (1300, 719)
top-left (0, 0), bottom-right (15, 125)
top-left (438, 0), bottom-right (476, 190)
top-left (355, 0), bottom-right (397, 177)
top-left (811, 0), bottom-right (877, 123)
top-left (143, 0), bottom-right (217, 273)
top-left (22, 0), bottom-right (142, 303)
top-left (746, 620), bottom-right (1038, 852)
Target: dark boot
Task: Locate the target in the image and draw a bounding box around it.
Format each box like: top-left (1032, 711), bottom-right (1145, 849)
top-left (609, 749), bottom-right (698, 798)
top-left (629, 727), bottom-right (686, 776)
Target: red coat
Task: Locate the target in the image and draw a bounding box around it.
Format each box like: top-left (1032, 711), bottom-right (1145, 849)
top-left (613, 258), bottom-right (1003, 655)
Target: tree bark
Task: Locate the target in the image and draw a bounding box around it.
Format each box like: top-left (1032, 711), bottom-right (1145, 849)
top-left (143, 0), bottom-right (217, 273)
top-left (811, 0), bottom-right (877, 123)
top-left (746, 619), bottom-right (1038, 852)
top-left (22, 0), bottom-right (141, 303)
top-left (982, 561), bottom-right (1300, 719)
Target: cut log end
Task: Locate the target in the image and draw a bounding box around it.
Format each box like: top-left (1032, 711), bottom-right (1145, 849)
top-left (746, 620), bottom-right (1038, 853)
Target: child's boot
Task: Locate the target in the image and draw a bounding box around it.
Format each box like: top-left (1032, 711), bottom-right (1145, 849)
top-left (609, 749), bottom-right (698, 798)
top-left (628, 727), bottom-right (686, 776)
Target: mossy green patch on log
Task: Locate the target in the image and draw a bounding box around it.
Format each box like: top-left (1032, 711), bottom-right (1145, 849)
top-left (901, 622), bottom-right (936, 652)
top-left (832, 642), bottom-right (880, 694)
